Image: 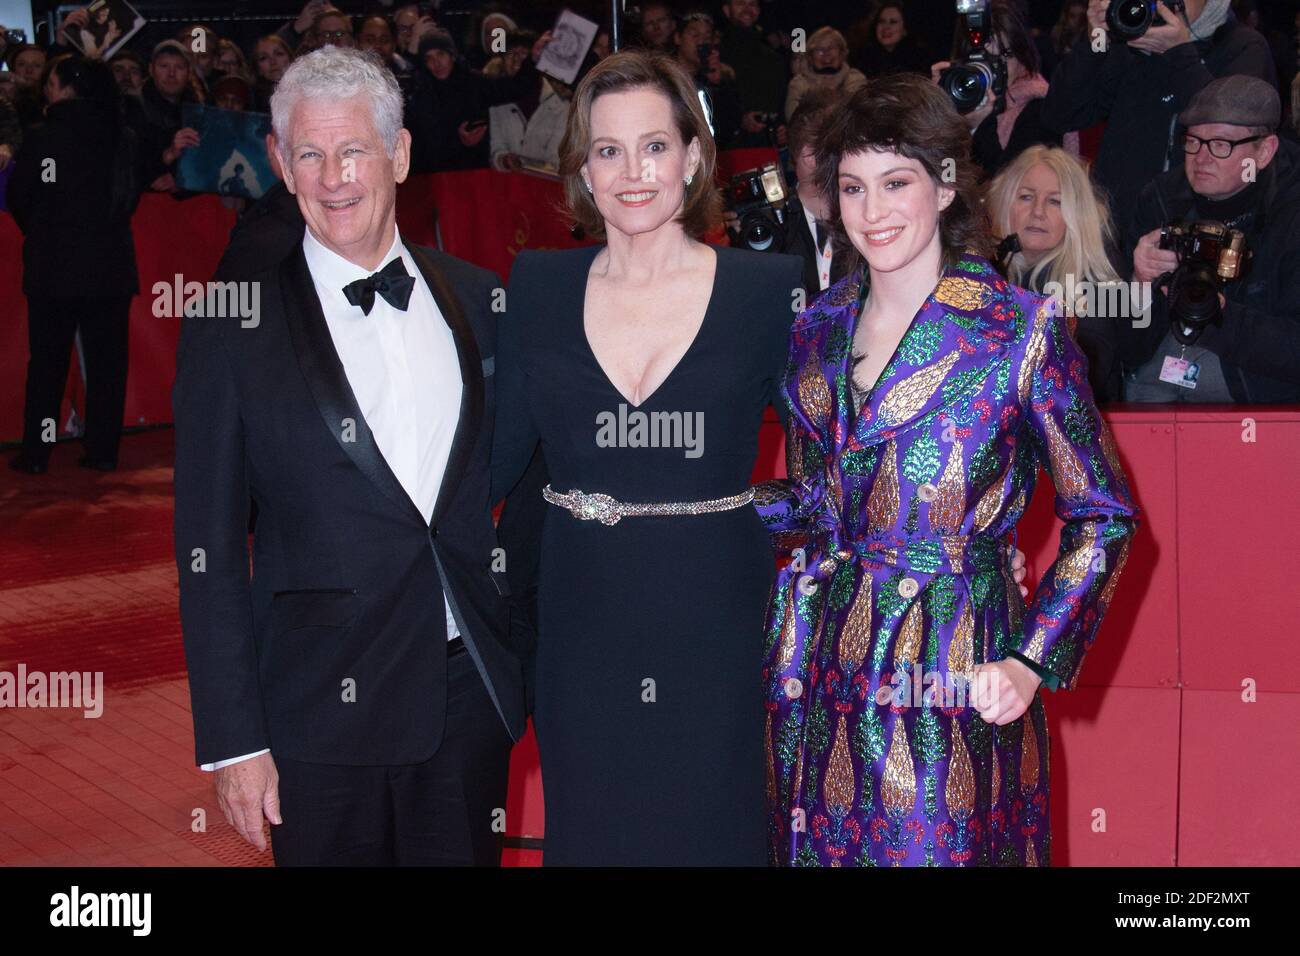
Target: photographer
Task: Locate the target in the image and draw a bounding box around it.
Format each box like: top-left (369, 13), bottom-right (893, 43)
top-left (719, 0), bottom-right (788, 148)
top-left (723, 88), bottom-right (850, 297)
top-left (1043, 0), bottom-right (1276, 219)
top-left (931, 0), bottom-right (1061, 178)
top-left (674, 10), bottom-right (743, 149)
top-left (1120, 76), bottom-right (1299, 403)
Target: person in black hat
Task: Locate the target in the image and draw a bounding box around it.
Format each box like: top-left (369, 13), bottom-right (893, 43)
top-left (1120, 74), bottom-right (1300, 403)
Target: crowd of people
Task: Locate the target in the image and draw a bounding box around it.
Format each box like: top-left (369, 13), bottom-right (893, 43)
top-left (2, 0), bottom-right (1299, 473)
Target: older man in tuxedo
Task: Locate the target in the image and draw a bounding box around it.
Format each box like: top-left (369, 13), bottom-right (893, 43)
top-left (173, 46), bottom-right (530, 865)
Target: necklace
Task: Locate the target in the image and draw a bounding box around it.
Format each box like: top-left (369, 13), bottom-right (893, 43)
top-left (850, 349), bottom-right (870, 412)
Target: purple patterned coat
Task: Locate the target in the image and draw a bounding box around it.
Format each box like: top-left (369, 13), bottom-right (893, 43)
top-left (754, 254), bottom-right (1140, 866)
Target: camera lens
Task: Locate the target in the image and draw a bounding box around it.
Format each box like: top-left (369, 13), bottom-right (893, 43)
top-left (1168, 262), bottom-right (1221, 330)
top-left (1107, 0), bottom-right (1153, 39)
top-left (743, 216), bottom-right (775, 251)
top-left (940, 65), bottom-right (989, 115)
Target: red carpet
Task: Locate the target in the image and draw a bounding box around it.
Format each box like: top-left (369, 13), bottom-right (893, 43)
top-left (0, 430), bottom-right (541, 866)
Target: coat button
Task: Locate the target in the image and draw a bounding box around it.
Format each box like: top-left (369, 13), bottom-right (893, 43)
top-left (898, 576), bottom-right (919, 598)
top-left (918, 482), bottom-right (938, 501)
top-left (783, 677), bottom-right (803, 699)
top-left (429, 526), bottom-right (438, 541)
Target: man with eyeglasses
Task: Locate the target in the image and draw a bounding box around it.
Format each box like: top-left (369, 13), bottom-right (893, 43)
top-left (1043, 0), bottom-right (1276, 220)
top-left (1120, 75), bottom-right (1299, 403)
top-left (310, 10), bottom-right (355, 51)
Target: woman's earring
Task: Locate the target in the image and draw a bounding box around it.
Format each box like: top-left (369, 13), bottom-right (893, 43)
top-left (684, 173), bottom-right (694, 187)
top-left (584, 179), bottom-right (593, 193)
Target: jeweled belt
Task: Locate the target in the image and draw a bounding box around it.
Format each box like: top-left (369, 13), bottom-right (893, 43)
top-left (542, 484), bottom-right (755, 526)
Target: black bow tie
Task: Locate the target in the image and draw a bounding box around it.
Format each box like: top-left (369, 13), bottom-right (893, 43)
top-left (342, 257), bottom-right (415, 315)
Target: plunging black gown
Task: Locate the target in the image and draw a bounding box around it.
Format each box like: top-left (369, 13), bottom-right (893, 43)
top-left (491, 243), bottom-right (804, 865)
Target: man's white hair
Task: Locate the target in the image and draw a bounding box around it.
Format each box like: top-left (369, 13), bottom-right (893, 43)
top-left (271, 46), bottom-right (403, 161)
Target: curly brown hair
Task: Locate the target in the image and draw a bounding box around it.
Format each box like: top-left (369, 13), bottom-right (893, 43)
top-left (557, 49), bottom-right (721, 241)
top-left (814, 73), bottom-right (994, 275)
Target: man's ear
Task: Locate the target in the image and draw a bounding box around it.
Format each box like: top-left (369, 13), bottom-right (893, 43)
top-left (1255, 133), bottom-right (1280, 171)
top-left (268, 133), bottom-right (293, 192)
top-left (393, 127), bottom-right (412, 184)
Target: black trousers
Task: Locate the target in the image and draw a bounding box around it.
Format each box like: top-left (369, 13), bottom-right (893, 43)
top-left (270, 640), bottom-right (514, 866)
top-left (21, 294), bottom-right (132, 466)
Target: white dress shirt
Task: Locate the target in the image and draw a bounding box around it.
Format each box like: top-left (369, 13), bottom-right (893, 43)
top-left (803, 203), bottom-right (832, 292)
top-left (202, 225), bottom-right (465, 771)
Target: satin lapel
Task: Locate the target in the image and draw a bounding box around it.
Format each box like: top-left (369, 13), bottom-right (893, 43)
top-left (840, 257), bottom-right (1016, 453)
top-left (280, 244), bottom-right (425, 524)
top-left (405, 240), bottom-right (484, 528)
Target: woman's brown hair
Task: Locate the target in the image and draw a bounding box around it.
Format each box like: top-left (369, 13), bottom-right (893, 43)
top-left (814, 72), bottom-right (994, 275)
top-left (558, 49), bottom-right (721, 241)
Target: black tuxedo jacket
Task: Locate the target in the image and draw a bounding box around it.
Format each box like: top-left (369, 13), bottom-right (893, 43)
top-left (781, 195), bottom-right (853, 299)
top-left (173, 233), bottom-right (529, 766)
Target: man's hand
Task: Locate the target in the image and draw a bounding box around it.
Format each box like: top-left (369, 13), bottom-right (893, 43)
top-left (971, 657), bottom-right (1040, 725)
top-left (1086, 0), bottom-right (1108, 33)
top-left (1133, 227), bottom-right (1179, 285)
top-left (56, 7), bottom-right (89, 46)
top-left (1010, 546), bottom-right (1029, 599)
top-left (293, 0), bottom-right (328, 35)
top-left (458, 120), bottom-right (487, 147)
top-left (499, 152), bottom-right (523, 172)
top-left (531, 30), bottom-right (553, 64)
top-left (702, 48), bottom-right (723, 85)
top-left (214, 752), bottom-right (281, 851)
top-left (1127, 2), bottom-right (1192, 55)
top-left (411, 15), bottom-right (439, 55)
top-left (162, 126), bottom-right (200, 165)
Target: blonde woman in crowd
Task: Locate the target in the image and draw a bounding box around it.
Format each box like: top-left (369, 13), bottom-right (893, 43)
top-left (988, 144), bottom-right (1123, 400)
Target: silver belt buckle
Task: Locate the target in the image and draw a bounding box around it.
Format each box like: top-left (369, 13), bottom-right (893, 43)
top-left (570, 490), bottom-right (622, 526)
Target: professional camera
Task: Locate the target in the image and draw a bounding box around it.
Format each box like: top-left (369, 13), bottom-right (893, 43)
top-left (1106, 0), bottom-right (1186, 41)
top-left (938, 0), bottom-right (1007, 116)
top-left (727, 163), bottom-right (790, 252)
top-left (1157, 219), bottom-right (1247, 339)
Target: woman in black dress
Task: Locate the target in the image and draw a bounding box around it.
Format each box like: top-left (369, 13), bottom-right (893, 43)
top-left (490, 50), bottom-right (803, 865)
